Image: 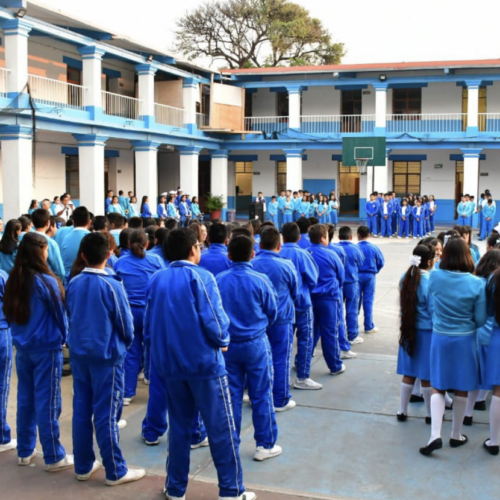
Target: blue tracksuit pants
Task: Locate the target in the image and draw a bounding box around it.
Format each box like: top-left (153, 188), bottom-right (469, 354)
top-left (343, 282), bottom-right (360, 341)
top-left (294, 308), bottom-right (314, 380)
top-left (71, 359), bottom-right (128, 480)
top-left (278, 211), bottom-right (284, 231)
top-left (429, 213), bottom-right (435, 232)
top-left (0, 328), bottom-right (12, 445)
top-left (312, 297), bottom-right (342, 373)
top-left (124, 305), bottom-right (144, 398)
top-left (16, 349), bottom-right (66, 464)
top-left (337, 291), bottom-right (351, 351)
top-left (367, 215), bottom-right (377, 235)
top-left (413, 218), bottom-right (423, 238)
top-left (481, 218), bottom-right (495, 240)
top-left (392, 213), bottom-right (398, 234)
top-left (283, 213), bottom-right (293, 224)
top-left (267, 322), bottom-right (293, 408)
top-left (358, 273), bottom-right (376, 332)
top-left (380, 216), bottom-right (391, 237)
top-left (398, 218), bottom-right (410, 237)
top-left (223, 336), bottom-right (278, 448)
top-left (164, 376), bottom-right (245, 499)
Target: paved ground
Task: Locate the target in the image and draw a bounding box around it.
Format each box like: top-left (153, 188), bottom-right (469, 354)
top-left (2, 226), bottom-right (495, 500)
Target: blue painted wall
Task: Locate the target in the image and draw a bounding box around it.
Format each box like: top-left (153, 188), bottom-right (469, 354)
top-left (303, 179), bottom-right (336, 194)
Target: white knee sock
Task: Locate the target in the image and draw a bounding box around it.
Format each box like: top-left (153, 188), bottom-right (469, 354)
top-left (451, 395), bottom-right (468, 440)
top-left (412, 378), bottom-right (422, 397)
top-left (422, 387), bottom-right (432, 418)
top-left (465, 389), bottom-right (480, 418)
top-left (478, 389), bottom-right (490, 402)
top-left (399, 382), bottom-right (414, 415)
top-left (429, 393), bottom-right (445, 443)
top-left (488, 395), bottom-right (500, 446)
top-left (444, 392), bottom-right (453, 408)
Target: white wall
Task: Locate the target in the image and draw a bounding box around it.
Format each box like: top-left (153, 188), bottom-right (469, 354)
top-left (302, 86), bottom-right (339, 115)
top-left (422, 82), bottom-right (462, 114)
top-left (420, 150), bottom-right (457, 199)
top-left (480, 150), bottom-right (500, 193)
top-left (251, 88), bottom-right (276, 116)
top-left (487, 82), bottom-right (500, 113)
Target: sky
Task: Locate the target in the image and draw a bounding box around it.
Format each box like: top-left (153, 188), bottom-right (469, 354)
top-left (34, 0), bottom-right (500, 68)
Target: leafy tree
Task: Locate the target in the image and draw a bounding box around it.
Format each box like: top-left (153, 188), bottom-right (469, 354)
top-left (175, 0), bottom-right (345, 68)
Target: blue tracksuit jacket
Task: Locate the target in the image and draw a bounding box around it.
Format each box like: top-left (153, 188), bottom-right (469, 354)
top-left (337, 241), bottom-right (365, 283)
top-left (199, 243), bottom-right (231, 276)
top-left (60, 228), bottom-right (91, 277)
top-left (308, 244), bottom-right (345, 300)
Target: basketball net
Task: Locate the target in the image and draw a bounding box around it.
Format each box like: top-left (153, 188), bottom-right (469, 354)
top-left (356, 159), bottom-right (369, 174)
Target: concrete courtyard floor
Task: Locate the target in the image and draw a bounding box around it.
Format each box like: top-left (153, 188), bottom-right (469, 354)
top-left (1, 228), bottom-right (497, 500)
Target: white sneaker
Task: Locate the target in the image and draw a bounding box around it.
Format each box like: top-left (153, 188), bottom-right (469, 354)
top-left (123, 397), bottom-right (133, 406)
top-left (45, 454), bottom-right (74, 472)
top-left (365, 327), bottom-right (379, 334)
top-left (219, 493), bottom-right (257, 500)
top-left (0, 439), bottom-right (17, 453)
top-left (142, 435), bottom-right (160, 446)
top-left (162, 487), bottom-right (186, 500)
top-left (350, 337), bottom-right (364, 345)
top-left (18, 448), bottom-right (38, 466)
top-left (118, 419), bottom-right (127, 430)
top-left (253, 444), bottom-right (283, 461)
top-left (191, 436), bottom-right (209, 449)
top-left (144, 379), bottom-right (150, 386)
top-left (242, 393), bottom-right (250, 404)
top-left (76, 460), bottom-right (101, 481)
top-left (105, 468), bottom-right (146, 486)
top-left (293, 378), bottom-right (323, 390)
top-left (312, 348), bottom-right (317, 357)
top-left (340, 350), bottom-right (357, 359)
top-left (138, 372), bottom-right (145, 381)
top-left (275, 400), bottom-right (296, 412)
top-left (330, 364), bottom-right (346, 376)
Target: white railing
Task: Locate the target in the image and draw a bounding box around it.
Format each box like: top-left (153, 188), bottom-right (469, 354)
top-left (244, 116), bottom-right (289, 133)
top-left (300, 114), bottom-right (375, 134)
top-left (478, 113), bottom-right (500, 132)
top-left (0, 68), bottom-right (10, 96)
top-left (101, 91), bottom-right (142, 120)
top-left (155, 103), bottom-right (184, 127)
top-left (196, 112), bottom-right (209, 127)
top-left (386, 113), bottom-right (465, 133)
top-left (28, 74), bottom-right (86, 110)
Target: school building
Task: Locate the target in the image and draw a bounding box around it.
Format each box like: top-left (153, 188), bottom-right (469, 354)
top-left (0, 0), bottom-right (499, 223)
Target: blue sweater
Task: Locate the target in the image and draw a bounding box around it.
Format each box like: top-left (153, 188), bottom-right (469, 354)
top-left (199, 243), bottom-right (231, 276)
top-left (0, 270), bottom-right (8, 329)
top-left (54, 226), bottom-right (73, 247)
top-left (148, 245), bottom-right (170, 265)
top-left (308, 244), bottom-right (345, 300)
top-left (399, 269), bottom-right (434, 330)
top-left (358, 240), bottom-right (385, 274)
top-left (37, 231), bottom-right (66, 284)
top-left (337, 241), bottom-right (365, 283)
top-left (61, 228), bottom-right (90, 277)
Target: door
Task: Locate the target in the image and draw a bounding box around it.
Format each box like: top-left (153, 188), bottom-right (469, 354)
top-left (235, 161), bottom-right (253, 211)
top-left (198, 160), bottom-right (211, 212)
top-left (341, 90), bottom-right (362, 132)
top-left (338, 161), bottom-right (360, 214)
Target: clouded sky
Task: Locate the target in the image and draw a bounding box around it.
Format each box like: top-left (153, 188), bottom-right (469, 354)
top-left (36, 0), bottom-right (500, 67)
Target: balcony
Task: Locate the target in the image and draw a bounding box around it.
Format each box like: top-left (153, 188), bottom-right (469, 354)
top-left (101, 91), bottom-right (142, 120)
top-left (155, 103), bottom-right (184, 127)
top-left (196, 112), bottom-right (209, 128)
top-left (300, 114), bottom-right (375, 134)
top-left (386, 113), bottom-right (465, 134)
top-left (28, 74), bottom-right (86, 110)
top-left (244, 116), bottom-right (288, 134)
top-left (479, 113), bottom-right (500, 132)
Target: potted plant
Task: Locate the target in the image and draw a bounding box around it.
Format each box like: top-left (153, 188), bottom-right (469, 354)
top-left (205, 192), bottom-right (226, 220)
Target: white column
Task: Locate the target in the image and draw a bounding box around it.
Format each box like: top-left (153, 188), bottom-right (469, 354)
top-left (287, 86), bottom-right (302, 130)
top-left (0, 19), bottom-right (32, 96)
top-left (183, 78), bottom-right (198, 131)
top-left (466, 81), bottom-right (481, 132)
top-left (135, 64), bottom-right (157, 127)
top-left (462, 148), bottom-right (481, 203)
top-left (365, 166), bottom-right (373, 201)
top-left (78, 46), bottom-right (106, 118)
top-left (211, 150), bottom-right (229, 220)
top-left (132, 141), bottom-right (160, 206)
top-left (374, 149), bottom-right (390, 194)
top-left (0, 126), bottom-right (33, 220)
top-left (285, 149), bottom-right (304, 192)
top-left (73, 134), bottom-right (108, 215)
top-left (374, 83), bottom-right (388, 133)
top-left (179, 147), bottom-right (201, 198)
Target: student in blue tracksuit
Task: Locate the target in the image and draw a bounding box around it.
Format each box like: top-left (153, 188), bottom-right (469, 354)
top-left (105, 190), bottom-right (113, 212)
top-left (140, 196), bottom-right (153, 218)
top-left (296, 217), bottom-right (311, 249)
top-left (292, 192), bottom-right (301, 221)
top-left (308, 195), bottom-right (318, 219)
top-left (147, 227), bottom-right (170, 266)
top-left (54, 222), bottom-right (74, 248)
top-left (480, 199), bottom-right (496, 240)
top-left (379, 193), bottom-right (393, 238)
top-left (267, 196), bottom-right (279, 226)
top-left (167, 196), bottom-right (180, 221)
top-left (365, 194), bottom-right (379, 237)
top-left (66, 233), bottom-right (145, 485)
top-left (457, 196), bottom-right (469, 226)
top-left (60, 206), bottom-right (91, 279)
top-left (190, 196), bottom-right (202, 221)
top-left (308, 224), bottom-right (346, 375)
top-left (118, 191), bottom-right (129, 214)
top-left (338, 226), bottom-right (365, 344)
top-left (0, 219), bottom-right (21, 274)
top-left (178, 195), bottom-right (191, 226)
top-left (199, 223), bottom-right (231, 276)
top-left (277, 191), bottom-right (286, 230)
top-left (157, 195), bottom-right (168, 219)
top-left (144, 228), bottom-right (255, 500)
top-left (316, 196), bottom-right (329, 224)
top-left (114, 230), bottom-right (164, 405)
top-left (329, 194), bottom-right (339, 226)
top-left (217, 235), bottom-right (282, 462)
top-left (391, 193), bottom-right (400, 236)
top-left (412, 199), bottom-right (424, 239)
top-left (376, 192), bottom-right (384, 234)
top-left (422, 196), bottom-right (430, 235)
top-left (398, 199), bottom-right (410, 238)
top-left (280, 222), bottom-right (321, 390)
top-left (428, 195), bottom-right (437, 232)
top-left (298, 195), bottom-right (311, 220)
top-left (108, 196), bottom-right (125, 216)
top-left (4, 232), bottom-right (73, 470)
top-left (253, 227), bottom-right (299, 410)
top-left (283, 196), bottom-right (294, 224)
top-left (357, 226), bottom-right (385, 334)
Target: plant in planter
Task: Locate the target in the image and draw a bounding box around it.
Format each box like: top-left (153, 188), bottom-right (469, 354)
top-left (205, 193), bottom-right (226, 220)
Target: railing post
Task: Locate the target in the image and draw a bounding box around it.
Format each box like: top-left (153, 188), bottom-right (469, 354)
top-left (78, 46), bottom-right (106, 120)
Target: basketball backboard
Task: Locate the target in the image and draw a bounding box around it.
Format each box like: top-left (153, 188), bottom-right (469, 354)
top-left (342, 137), bottom-right (386, 167)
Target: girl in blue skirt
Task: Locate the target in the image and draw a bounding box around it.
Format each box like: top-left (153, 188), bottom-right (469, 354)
top-left (397, 244), bottom-right (435, 423)
top-left (328, 193), bottom-right (339, 227)
top-left (420, 237), bottom-right (487, 456)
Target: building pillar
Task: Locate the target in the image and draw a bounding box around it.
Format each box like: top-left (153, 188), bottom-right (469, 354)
top-left (135, 64), bottom-right (157, 127)
top-left (466, 80), bottom-right (481, 136)
top-left (73, 134), bottom-right (108, 215)
top-left (183, 78), bottom-right (198, 133)
top-left (462, 148), bottom-right (482, 204)
top-left (374, 148), bottom-right (391, 194)
top-left (211, 149), bottom-right (229, 220)
top-left (131, 141), bottom-right (160, 207)
top-left (0, 125), bottom-right (33, 220)
top-left (287, 86), bottom-right (302, 130)
top-left (374, 83), bottom-right (388, 135)
top-left (178, 146), bottom-right (202, 199)
top-left (78, 46), bottom-right (106, 119)
top-left (284, 149), bottom-right (304, 192)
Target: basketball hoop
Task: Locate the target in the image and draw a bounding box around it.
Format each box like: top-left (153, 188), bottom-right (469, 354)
top-left (356, 158), bottom-right (369, 174)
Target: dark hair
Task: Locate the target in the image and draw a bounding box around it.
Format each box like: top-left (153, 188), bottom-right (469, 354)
top-left (165, 228), bottom-right (197, 261)
top-left (309, 217), bottom-right (319, 226)
top-left (143, 218), bottom-right (156, 228)
top-left (71, 233), bottom-right (110, 278)
top-left (93, 215), bottom-right (107, 232)
top-left (0, 219), bottom-right (21, 255)
top-left (309, 224), bottom-right (327, 244)
top-left (31, 209), bottom-right (50, 230)
top-left (231, 227), bottom-right (252, 240)
top-left (72, 206), bottom-right (90, 228)
top-left (228, 235), bottom-right (254, 262)
top-left (357, 226), bottom-right (370, 239)
top-left (326, 223), bottom-right (335, 242)
top-left (439, 237), bottom-right (475, 273)
top-left (338, 226), bottom-right (352, 240)
top-left (130, 230), bottom-right (149, 258)
top-left (296, 217), bottom-right (311, 234)
top-left (140, 195), bottom-right (148, 215)
top-left (261, 220), bottom-right (275, 229)
top-left (250, 219), bottom-right (262, 236)
top-left (165, 219), bottom-right (178, 231)
top-left (119, 228), bottom-right (134, 250)
top-left (282, 222), bottom-right (300, 243)
top-left (487, 234), bottom-right (500, 249)
top-left (260, 226), bottom-right (280, 250)
top-left (208, 223), bottom-right (227, 245)
top-left (106, 212), bottom-right (125, 229)
top-left (4, 233), bottom-right (64, 324)
top-left (128, 217), bottom-right (143, 229)
top-left (476, 249), bottom-right (500, 278)
top-left (155, 227), bottom-right (170, 246)
top-left (29, 199), bottom-right (37, 210)
top-left (399, 244), bottom-right (435, 356)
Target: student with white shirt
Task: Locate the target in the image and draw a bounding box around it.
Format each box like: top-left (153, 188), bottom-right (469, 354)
top-left (54, 193), bottom-right (74, 222)
top-left (412, 199), bottom-right (424, 239)
top-left (398, 199), bottom-right (410, 238)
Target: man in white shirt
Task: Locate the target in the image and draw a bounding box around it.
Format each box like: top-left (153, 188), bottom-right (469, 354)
top-left (54, 193), bottom-right (74, 222)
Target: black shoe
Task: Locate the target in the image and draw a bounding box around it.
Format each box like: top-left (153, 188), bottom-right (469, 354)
top-left (62, 368), bottom-right (72, 377)
top-left (450, 435), bottom-right (468, 448)
top-left (463, 416), bottom-right (473, 426)
top-left (410, 395), bottom-right (424, 403)
top-left (484, 439), bottom-right (500, 456)
top-left (475, 400), bottom-right (487, 411)
top-left (419, 438), bottom-right (443, 456)
top-left (397, 413), bottom-right (407, 422)
top-left (425, 416), bottom-right (431, 425)
top-left (446, 402), bottom-right (453, 410)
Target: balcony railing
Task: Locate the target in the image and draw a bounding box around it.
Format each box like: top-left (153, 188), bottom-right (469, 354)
top-left (244, 116), bottom-right (289, 134)
top-left (479, 113), bottom-right (500, 132)
top-left (386, 113), bottom-right (465, 133)
top-left (28, 74), bottom-right (86, 110)
top-left (0, 67), bottom-right (10, 96)
top-left (196, 112), bottom-right (209, 128)
top-left (155, 103), bottom-right (184, 127)
top-left (101, 91), bottom-right (142, 120)
top-left (300, 114), bottom-right (375, 134)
